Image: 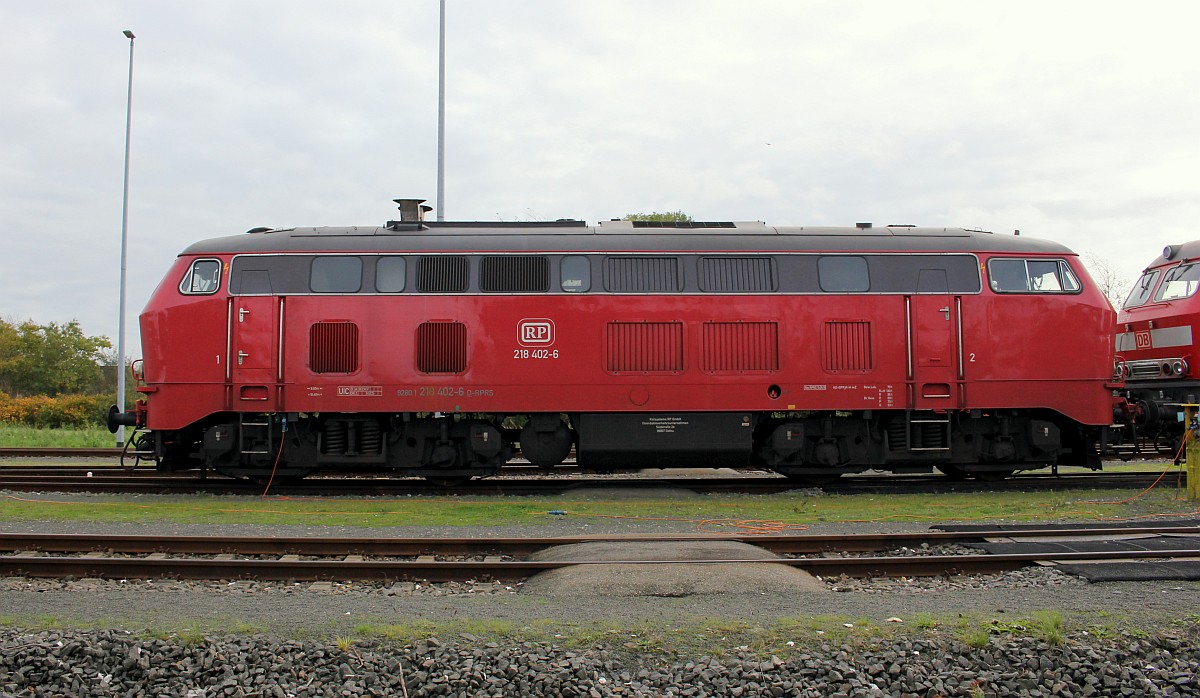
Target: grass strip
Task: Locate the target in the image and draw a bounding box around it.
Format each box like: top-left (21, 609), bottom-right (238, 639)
top-left (0, 488), bottom-right (1195, 529)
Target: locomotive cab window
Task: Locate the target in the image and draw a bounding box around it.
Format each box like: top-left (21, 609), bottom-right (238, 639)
top-left (988, 258), bottom-right (1081, 294)
top-left (1154, 263), bottom-right (1200, 302)
top-left (375, 256), bottom-right (407, 293)
top-left (179, 259), bottom-right (222, 295)
top-left (1123, 270), bottom-right (1160, 308)
top-left (310, 256), bottom-right (362, 293)
top-left (818, 256), bottom-right (869, 292)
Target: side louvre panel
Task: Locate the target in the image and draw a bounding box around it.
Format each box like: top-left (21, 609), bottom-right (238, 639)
top-left (701, 322), bottom-right (779, 372)
top-left (417, 321), bottom-right (468, 373)
top-left (480, 256), bottom-right (549, 292)
top-left (309, 321), bottom-right (359, 373)
top-left (417, 256), bottom-right (469, 293)
top-left (698, 257), bottom-right (776, 292)
top-left (606, 322), bottom-right (684, 373)
top-left (822, 320), bottom-right (873, 372)
top-left (604, 257), bottom-right (681, 292)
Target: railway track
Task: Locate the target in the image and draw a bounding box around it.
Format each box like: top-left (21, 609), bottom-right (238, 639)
top-left (1, 525), bottom-right (1197, 583)
top-left (0, 469), bottom-right (1185, 495)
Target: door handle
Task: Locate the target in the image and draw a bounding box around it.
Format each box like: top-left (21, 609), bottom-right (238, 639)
top-left (939, 306), bottom-right (950, 320)
top-left (239, 307), bottom-right (250, 323)
top-left (237, 351), bottom-right (249, 366)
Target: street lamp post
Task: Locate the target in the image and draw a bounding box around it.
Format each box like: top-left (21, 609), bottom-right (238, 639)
top-left (116, 29), bottom-right (135, 448)
top-left (436, 0), bottom-right (445, 221)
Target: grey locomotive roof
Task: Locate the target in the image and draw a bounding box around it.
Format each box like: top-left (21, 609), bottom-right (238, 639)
top-left (179, 220), bottom-right (1076, 256)
top-left (1142, 240), bottom-right (1200, 271)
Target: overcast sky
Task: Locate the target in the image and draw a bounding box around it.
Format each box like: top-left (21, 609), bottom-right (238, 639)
top-left (2, 1), bottom-right (1197, 357)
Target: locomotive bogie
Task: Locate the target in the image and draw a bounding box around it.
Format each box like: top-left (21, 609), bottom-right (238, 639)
top-left (121, 216), bottom-right (1120, 483)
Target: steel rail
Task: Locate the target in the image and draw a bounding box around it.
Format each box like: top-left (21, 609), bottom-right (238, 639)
top-left (2, 524), bottom-right (1197, 557)
top-left (0, 471), bottom-right (1184, 497)
top-left (1, 446), bottom-right (1173, 465)
top-left (3, 548), bottom-right (1199, 583)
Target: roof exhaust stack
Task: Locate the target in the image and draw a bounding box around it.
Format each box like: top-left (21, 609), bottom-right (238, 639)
top-left (393, 198), bottom-right (432, 223)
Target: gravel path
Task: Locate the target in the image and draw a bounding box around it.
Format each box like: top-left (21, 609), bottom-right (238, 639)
top-left (3, 504), bottom-right (1200, 695)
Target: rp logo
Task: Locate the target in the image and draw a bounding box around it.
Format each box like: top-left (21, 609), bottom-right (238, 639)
top-left (1135, 330), bottom-right (1152, 349)
top-left (518, 319), bottom-right (555, 347)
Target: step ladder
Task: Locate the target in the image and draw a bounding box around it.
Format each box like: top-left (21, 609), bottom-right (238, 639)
top-left (238, 415), bottom-right (274, 457)
top-left (908, 412), bottom-right (951, 452)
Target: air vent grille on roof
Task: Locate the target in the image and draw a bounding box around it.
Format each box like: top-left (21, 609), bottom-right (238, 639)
top-left (631, 221), bottom-right (736, 228)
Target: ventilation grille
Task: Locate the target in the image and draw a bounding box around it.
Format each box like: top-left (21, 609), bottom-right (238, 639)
top-left (417, 256), bottom-right (469, 293)
top-left (631, 221), bottom-right (736, 228)
top-left (606, 322), bottom-right (684, 373)
top-left (698, 257), bottom-right (776, 292)
top-left (417, 321), bottom-right (467, 373)
top-left (701, 322), bottom-right (779, 372)
top-left (604, 257), bottom-right (680, 292)
top-left (822, 321), bottom-right (873, 372)
top-left (309, 322), bottom-right (359, 373)
top-left (480, 256), bottom-right (549, 292)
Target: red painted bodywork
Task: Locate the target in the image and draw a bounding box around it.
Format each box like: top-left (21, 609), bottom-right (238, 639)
top-left (1115, 249), bottom-right (1199, 374)
top-left (138, 247), bottom-right (1116, 432)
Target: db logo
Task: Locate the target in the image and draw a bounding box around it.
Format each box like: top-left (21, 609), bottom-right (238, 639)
top-left (1135, 330), bottom-right (1152, 349)
top-left (518, 319), bottom-right (555, 347)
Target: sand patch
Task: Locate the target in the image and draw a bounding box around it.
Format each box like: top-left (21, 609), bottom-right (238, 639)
top-left (521, 540), bottom-right (826, 597)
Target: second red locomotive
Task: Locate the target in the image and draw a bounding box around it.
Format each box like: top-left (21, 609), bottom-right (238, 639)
top-left (1115, 241), bottom-right (1200, 452)
top-left (112, 201), bottom-right (1121, 483)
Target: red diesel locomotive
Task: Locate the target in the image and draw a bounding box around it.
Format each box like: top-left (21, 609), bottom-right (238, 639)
top-left (1115, 241), bottom-right (1200, 451)
top-left (110, 201), bottom-right (1120, 483)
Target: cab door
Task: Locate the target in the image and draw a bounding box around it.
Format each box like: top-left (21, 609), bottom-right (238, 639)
top-left (229, 296), bottom-right (281, 410)
top-left (909, 294), bottom-right (960, 406)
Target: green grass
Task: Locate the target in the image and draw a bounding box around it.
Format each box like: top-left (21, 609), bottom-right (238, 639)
top-left (2, 610), bottom-right (1192, 655)
top-left (0, 425), bottom-right (114, 448)
top-left (334, 610), bottom-right (1167, 656)
top-left (0, 487), bottom-right (1194, 528)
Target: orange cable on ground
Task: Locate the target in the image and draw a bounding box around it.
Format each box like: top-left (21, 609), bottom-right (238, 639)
top-left (1087, 432), bottom-right (1190, 506)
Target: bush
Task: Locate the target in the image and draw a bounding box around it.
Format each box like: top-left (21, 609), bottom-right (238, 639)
top-left (0, 393), bottom-right (111, 428)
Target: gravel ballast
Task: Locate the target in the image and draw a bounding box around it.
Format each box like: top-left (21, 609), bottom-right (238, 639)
top-left (3, 627), bottom-right (1199, 697)
top-left (4, 508), bottom-right (1200, 694)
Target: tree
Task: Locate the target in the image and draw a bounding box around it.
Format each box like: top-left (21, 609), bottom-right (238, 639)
top-left (1082, 254), bottom-right (1133, 309)
top-left (623, 210), bottom-right (694, 223)
top-left (0, 320), bottom-right (112, 397)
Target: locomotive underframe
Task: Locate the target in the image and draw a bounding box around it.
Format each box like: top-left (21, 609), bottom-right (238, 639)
top-left (1118, 381), bottom-right (1196, 456)
top-left (144, 407), bottom-right (1100, 483)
